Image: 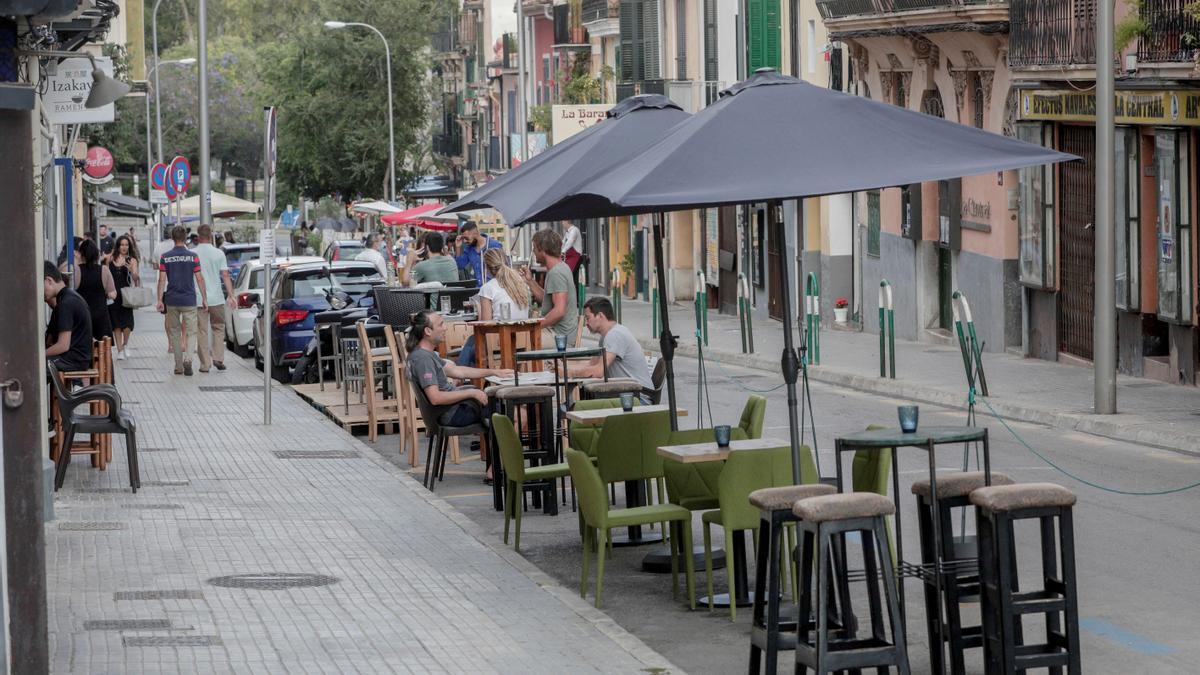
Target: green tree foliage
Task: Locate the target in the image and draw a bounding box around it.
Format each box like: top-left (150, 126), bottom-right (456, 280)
top-left (82, 0), bottom-right (453, 209)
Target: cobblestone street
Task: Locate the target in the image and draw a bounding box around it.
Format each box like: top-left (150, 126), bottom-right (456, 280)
top-left (45, 310), bottom-right (675, 674)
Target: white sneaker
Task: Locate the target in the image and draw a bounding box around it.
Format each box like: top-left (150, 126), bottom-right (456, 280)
top-left (117, 350), bottom-right (126, 361)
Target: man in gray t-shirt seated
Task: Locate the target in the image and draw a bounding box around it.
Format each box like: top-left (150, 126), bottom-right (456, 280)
top-left (406, 309), bottom-right (513, 427)
top-left (558, 297), bottom-right (653, 400)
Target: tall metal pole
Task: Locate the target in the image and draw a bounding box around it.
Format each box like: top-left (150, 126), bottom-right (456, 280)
top-left (144, 85), bottom-right (152, 200)
top-left (771, 201), bottom-right (804, 485)
top-left (152, 0), bottom-right (166, 163)
top-left (262, 108), bottom-right (274, 425)
top-left (349, 25), bottom-right (395, 202)
top-left (197, 0), bottom-right (212, 226)
top-left (516, 11), bottom-right (529, 171)
top-left (1094, 0), bottom-right (1116, 413)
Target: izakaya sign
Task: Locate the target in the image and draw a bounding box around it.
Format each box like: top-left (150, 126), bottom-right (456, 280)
top-left (82, 146), bottom-right (114, 184)
top-left (44, 57), bottom-right (117, 124)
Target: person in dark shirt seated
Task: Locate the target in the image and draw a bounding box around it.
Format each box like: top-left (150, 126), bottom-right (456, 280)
top-left (43, 260), bottom-right (94, 372)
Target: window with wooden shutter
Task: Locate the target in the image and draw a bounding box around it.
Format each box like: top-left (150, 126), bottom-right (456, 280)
top-left (620, 1), bottom-right (635, 81)
top-left (704, 0), bottom-right (718, 82)
top-left (765, 0), bottom-right (781, 69)
top-left (642, 0), bottom-right (661, 79)
top-left (746, 0), bottom-right (780, 72)
top-left (676, 0), bottom-right (687, 79)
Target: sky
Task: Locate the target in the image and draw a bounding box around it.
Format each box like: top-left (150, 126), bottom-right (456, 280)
top-left (491, 0), bottom-right (517, 52)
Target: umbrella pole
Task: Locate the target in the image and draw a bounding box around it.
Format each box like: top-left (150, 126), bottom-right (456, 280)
top-left (652, 213), bottom-right (679, 431)
top-left (770, 201), bottom-right (803, 485)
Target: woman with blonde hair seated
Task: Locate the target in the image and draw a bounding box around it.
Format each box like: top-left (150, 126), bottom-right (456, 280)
top-left (457, 248), bottom-right (530, 366)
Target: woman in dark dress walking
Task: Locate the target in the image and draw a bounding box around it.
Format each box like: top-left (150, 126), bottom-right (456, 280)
top-left (107, 234), bottom-right (140, 360)
top-left (73, 238), bottom-right (116, 346)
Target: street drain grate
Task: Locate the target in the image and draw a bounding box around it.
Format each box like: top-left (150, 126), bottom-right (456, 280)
top-left (140, 447), bottom-right (178, 452)
top-left (124, 636), bottom-right (223, 647)
top-left (85, 619), bottom-right (172, 630)
top-left (122, 503), bottom-right (184, 510)
top-left (207, 573), bottom-right (340, 590)
top-left (272, 450), bottom-right (360, 460)
top-left (115, 590), bottom-right (204, 601)
top-left (141, 480), bottom-right (190, 487)
top-left (58, 522), bottom-right (125, 531)
top-left (123, 367), bottom-right (155, 371)
top-left (1124, 382), bottom-right (1164, 388)
top-left (199, 385), bottom-right (262, 393)
top-left (131, 380), bottom-right (163, 384)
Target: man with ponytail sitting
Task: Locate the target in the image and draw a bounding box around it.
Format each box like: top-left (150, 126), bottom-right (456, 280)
top-left (407, 309), bottom-right (514, 428)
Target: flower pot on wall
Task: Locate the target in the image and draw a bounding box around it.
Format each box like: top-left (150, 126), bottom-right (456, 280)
top-left (834, 307), bottom-right (848, 323)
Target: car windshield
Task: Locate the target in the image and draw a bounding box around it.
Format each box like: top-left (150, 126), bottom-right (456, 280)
top-left (334, 267), bottom-right (384, 295)
top-left (225, 248), bottom-right (259, 265)
top-left (287, 270), bottom-right (341, 298)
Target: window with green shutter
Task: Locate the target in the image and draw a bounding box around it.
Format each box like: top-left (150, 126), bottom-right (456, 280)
top-left (867, 190), bottom-right (881, 258)
top-left (746, 0), bottom-right (781, 72)
top-left (619, 0), bottom-right (660, 81)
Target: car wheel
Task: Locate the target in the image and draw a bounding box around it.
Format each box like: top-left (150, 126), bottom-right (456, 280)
top-left (290, 354), bottom-right (319, 385)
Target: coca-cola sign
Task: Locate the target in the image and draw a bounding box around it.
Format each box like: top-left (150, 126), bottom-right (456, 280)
top-left (83, 146), bottom-right (114, 184)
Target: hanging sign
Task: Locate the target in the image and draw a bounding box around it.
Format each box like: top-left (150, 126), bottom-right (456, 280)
top-left (82, 146), bottom-right (114, 185)
top-left (44, 57), bottom-right (117, 124)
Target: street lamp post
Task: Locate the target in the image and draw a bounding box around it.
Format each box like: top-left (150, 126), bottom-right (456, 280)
top-left (198, 0), bottom-right (212, 226)
top-left (324, 20), bottom-right (396, 203)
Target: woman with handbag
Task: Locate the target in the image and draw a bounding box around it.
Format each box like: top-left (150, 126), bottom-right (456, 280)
top-left (107, 234), bottom-right (141, 360)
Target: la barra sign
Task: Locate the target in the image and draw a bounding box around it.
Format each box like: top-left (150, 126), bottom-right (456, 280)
top-left (83, 146), bottom-right (115, 184)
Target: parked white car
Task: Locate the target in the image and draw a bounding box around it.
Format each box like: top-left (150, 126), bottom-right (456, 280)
top-left (224, 255), bottom-right (323, 357)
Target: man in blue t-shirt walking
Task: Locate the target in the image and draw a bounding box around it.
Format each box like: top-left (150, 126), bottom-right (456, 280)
top-left (156, 225), bottom-right (208, 375)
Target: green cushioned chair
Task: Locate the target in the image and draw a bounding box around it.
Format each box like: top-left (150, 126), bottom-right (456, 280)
top-left (857, 424), bottom-right (895, 562)
top-left (567, 397), bottom-right (628, 460)
top-left (661, 395), bottom-right (767, 514)
top-left (493, 414), bottom-right (570, 552)
top-left (593, 409), bottom-right (673, 522)
top-left (566, 448), bottom-right (696, 609)
top-left (701, 444), bottom-right (818, 621)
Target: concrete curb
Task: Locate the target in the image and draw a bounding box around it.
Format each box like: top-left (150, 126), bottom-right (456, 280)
top-left (616, 335), bottom-right (1200, 456)
top-left (305, 399), bottom-right (686, 674)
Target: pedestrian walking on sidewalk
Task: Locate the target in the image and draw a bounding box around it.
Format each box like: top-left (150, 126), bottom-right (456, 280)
top-left (521, 228), bottom-right (579, 342)
top-left (156, 225), bottom-right (208, 376)
top-left (193, 225), bottom-right (237, 373)
top-left (106, 235), bottom-right (140, 360)
top-left (72, 239), bottom-right (116, 343)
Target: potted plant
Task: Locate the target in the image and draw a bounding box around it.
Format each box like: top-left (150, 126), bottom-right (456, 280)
top-left (834, 297), bottom-right (850, 323)
top-left (618, 252), bottom-right (638, 298)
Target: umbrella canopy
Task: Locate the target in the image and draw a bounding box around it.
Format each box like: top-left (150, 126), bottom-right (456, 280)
top-left (532, 68), bottom-right (1076, 485)
top-left (178, 192), bottom-right (263, 218)
top-left (95, 192), bottom-right (153, 217)
top-left (439, 94), bottom-right (691, 225)
top-left (535, 68), bottom-right (1076, 219)
top-left (351, 200), bottom-right (401, 215)
top-left (381, 203), bottom-right (458, 232)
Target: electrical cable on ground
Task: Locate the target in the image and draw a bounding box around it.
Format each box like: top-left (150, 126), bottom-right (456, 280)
top-left (979, 397), bottom-right (1200, 496)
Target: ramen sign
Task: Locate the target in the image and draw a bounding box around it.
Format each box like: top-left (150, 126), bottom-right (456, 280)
top-left (44, 57), bottom-right (117, 124)
top-left (82, 146), bottom-right (115, 184)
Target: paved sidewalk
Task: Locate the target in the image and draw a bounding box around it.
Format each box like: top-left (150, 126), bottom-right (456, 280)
top-left (46, 310), bottom-right (678, 674)
top-left (601, 298), bottom-right (1200, 454)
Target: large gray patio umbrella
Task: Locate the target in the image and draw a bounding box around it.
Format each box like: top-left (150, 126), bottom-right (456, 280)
top-left (441, 95), bottom-right (693, 428)
top-left (537, 68), bottom-right (1076, 484)
top-left (439, 94), bottom-right (691, 226)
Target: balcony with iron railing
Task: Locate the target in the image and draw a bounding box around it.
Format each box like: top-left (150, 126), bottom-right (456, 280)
top-left (616, 79), bottom-right (666, 101)
top-left (431, 29), bottom-right (459, 55)
top-left (1138, 0), bottom-right (1200, 63)
top-left (433, 132), bottom-right (463, 158)
top-left (582, 0), bottom-right (620, 23)
top-left (817, 0), bottom-right (993, 20)
top-left (1008, 0), bottom-right (1094, 67)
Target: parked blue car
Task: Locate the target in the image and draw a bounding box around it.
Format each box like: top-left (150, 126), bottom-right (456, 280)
top-left (254, 260), bottom-right (383, 382)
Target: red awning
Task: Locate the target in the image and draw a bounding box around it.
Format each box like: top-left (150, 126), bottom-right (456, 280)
top-left (380, 203), bottom-right (457, 231)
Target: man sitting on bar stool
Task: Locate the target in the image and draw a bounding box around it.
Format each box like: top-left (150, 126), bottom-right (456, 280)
top-left (43, 261), bottom-right (94, 373)
top-left (555, 297), bottom-right (653, 403)
top-left (406, 309), bottom-right (514, 428)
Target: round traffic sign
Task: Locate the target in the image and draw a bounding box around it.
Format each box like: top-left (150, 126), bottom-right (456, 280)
top-left (164, 176), bottom-right (178, 201)
top-left (150, 162), bottom-right (168, 190)
top-left (169, 155), bottom-right (191, 193)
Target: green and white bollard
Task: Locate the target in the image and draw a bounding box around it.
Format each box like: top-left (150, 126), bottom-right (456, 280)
top-left (878, 279), bottom-right (895, 378)
top-left (738, 273), bottom-right (754, 353)
top-left (804, 272), bottom-right (821, 365)
top-left (651, 272), bottom-right (660, 340)
top-left (610, 268), bottom-right (622, 323)
top-left (952, 290), bottom-right (989, 397)
top-left (694, 271), bottom-right (708, 346)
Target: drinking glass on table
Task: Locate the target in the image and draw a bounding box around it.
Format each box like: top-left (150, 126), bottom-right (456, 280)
top-left (440, 295), bottom-right (451, 314)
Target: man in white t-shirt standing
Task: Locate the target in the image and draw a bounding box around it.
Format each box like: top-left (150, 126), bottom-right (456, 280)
top-left (559, 296), bottom-right (653, 398)
top-left (357, 233), bottom-right (389, 280)
top-left (193, 225), bottom-right (237, 372)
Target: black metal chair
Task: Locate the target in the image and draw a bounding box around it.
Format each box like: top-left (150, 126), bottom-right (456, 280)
top-left (645, 356), bottom-right (667, 404)
top-left (48, 361), bottom-right (140, 493)
top-left (408, 376), bottom-right (486, 492)
top-left (375, 288), bottom-right (428, 330)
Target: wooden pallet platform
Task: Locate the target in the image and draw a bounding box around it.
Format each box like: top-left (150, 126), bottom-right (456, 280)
top-left (291, 383), bottom-right (400, 433)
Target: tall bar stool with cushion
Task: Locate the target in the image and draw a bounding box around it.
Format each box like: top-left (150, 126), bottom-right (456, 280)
top-left (579, 378), bottom-right (640, 400)
top-left (494, 385), bottom-right (559, 513)
top-left (747, 479), bottom-right (835, 674)
top-left (911, 470), bottom-right (1015, 674)
top-left (792, 493), bottom-right (909, 675)
top-left (971, 483), bottom-right (1080, 675)
top-left (48, 362), bottom-right (140, 493)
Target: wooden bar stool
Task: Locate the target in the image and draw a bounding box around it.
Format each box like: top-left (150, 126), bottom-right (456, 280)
top-left (911, 471), bottom-right (1014, 675)
top-left (747, 483), bottom-right (836, 674)
top-left (971, 483), bottom-right (1080, 675)
top-left (792, 492), bottom-right (909, 675)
